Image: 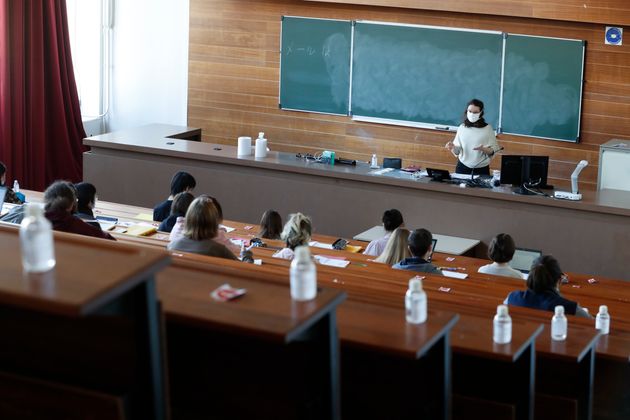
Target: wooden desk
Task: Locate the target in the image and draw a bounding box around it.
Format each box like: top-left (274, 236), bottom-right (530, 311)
top-left (353, 225), bottom-right (481, 255)
top-left (157, 254), bottom-right (545, 420)
top-left (338, 301), bottom-right (458, 419)
top-left (157, 261), bottom-right (346, 420)
top-left (0, 224), bottom-right (170, 420)
top-left (17, 190), bottom-right (628, 417)
top-left (83, 124), bottom-right (630, 279)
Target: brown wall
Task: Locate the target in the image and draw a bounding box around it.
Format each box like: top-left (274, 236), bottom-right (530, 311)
top-left (188, 0), bottom-right (630, 190)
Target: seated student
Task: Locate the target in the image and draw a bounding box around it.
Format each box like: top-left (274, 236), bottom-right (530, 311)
top-left (44, 181), bottom-right (114, 240)
top-left (273, 213), bottom-right (312, 260)
top-left (0, 161), bottom-right (24, 204)
top-left (364, 209), bottom-right (404, 257)
top-left (478, 233), bottom-right (523, 279)
top-left (374, 228), bottom-right (410, 265)
top-left (392, 228), bottom-right (442, 275)
top-left (169, 195), bottom-right (237, 251)
top-left (153, 171), bottom-right (196, 222)
top-left (74, 182), bottom-right (102, 230)
top-left (167, 196), bottom-right (243, 260)
top-left (505, 255), bottom-right (590, 318)
top-left (258, 210), bottom-right (282, 240)
top-left (159, 192), bottom-right (194, 233)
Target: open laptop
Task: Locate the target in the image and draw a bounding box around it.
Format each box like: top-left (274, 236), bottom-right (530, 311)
top-left (0, 187), bottom-right (7, 216)
top-left (509, 247), bottom-right (542, 274)
top-left (427, 238), bottom-right (438, 262)
top-left (426, 168), bottom-right (451, 182)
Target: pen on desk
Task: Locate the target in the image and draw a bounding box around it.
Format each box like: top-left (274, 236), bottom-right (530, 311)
top-left (439, 267), bottom-right (466, 271)
top-left (435, 126), bottom-right (450, 131)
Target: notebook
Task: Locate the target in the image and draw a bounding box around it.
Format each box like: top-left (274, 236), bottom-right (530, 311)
top-left (510, 248), bottom-right (542, 274)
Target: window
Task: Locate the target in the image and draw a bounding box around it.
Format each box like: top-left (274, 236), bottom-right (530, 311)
top-left (66, 0), bottom-right (112, 118)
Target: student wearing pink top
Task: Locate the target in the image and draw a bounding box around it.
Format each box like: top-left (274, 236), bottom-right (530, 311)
top-left (169, 195), bottom-right (239, 254)
top-left (363, 209), bottom-right (404, 257)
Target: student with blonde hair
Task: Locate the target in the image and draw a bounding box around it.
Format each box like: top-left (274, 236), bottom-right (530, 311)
top-left (167, 196), bottom-right (238, 260)
top-left (273, 212), bottom-right (312, 260)
top-left (374, 228), bottom-right (410, 265)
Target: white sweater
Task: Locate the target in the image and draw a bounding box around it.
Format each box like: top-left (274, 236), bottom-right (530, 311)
top-left (478, 262), bottom-right (525, 279)
top-left (451, 124), bottom-right (501, 170)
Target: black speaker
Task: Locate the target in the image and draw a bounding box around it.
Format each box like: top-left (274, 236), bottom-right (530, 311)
top-left (382, 158), bottom-right (402, 169)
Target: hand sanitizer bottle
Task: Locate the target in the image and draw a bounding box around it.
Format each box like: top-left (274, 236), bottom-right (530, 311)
top-left (20, 203), bottom-right (56, 273)
top-left (596, 305), bottom-right (610, 335)
top-left (290, 246), bottom-right (317, 301)
top-left (405, 277), bottom-right (427, 324)
top-left (551, 305), bottom-right (568, 341)
top-left (493, 304), bottom-right (512, 344)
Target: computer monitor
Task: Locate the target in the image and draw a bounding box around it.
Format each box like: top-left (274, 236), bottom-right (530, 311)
top-left (500, 155), bottom-right (549, 194)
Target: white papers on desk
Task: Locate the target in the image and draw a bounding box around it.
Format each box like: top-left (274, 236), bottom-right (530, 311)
top-left (314, 255), bottom-right (350, 268)
top-left (98, 221), bottom-right (116, 231)
top-left (369, 168), bottom-right (395, 176)
top-left (230, 238), bottom-right (246, 247)
top-left (309, 241), bottom-right (334, 250)
top-left (220, 224), bottom-right (236, 233)
top-left (442, 270), bottom-right (468, 279)
top-left (450, 173), bottom-right (480, 180)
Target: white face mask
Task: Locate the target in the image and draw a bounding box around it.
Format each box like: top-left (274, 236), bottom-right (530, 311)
top-left (467, 111), bottom-right (481, 123)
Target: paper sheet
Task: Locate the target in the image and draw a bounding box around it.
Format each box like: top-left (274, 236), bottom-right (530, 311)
top-left (442, 270), bottom-right (468, 279)
top-left (219, 224), bottom-right (236, 233)
top-left (135, 213), bottom-right (154, 222)
top-left (314, 255), bottom-right (350, 268)
top-left (309, 241), bottom-right (334, 250)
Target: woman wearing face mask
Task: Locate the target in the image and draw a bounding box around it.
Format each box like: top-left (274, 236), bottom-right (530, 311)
top-left (445, 99), bottom-right (501, 175)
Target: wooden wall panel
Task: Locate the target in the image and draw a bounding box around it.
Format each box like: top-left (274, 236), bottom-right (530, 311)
top-left (189, 0), bottom-right (630, 190)
top-left (307, 0), bottom-right (630, 26)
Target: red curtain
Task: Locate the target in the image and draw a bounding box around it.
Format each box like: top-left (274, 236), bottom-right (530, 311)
top-left (0, 0), bottom-right (86, 191)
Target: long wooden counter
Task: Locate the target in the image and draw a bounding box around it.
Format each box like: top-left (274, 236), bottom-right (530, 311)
top-left (83, 124), bottom-right (630, 279)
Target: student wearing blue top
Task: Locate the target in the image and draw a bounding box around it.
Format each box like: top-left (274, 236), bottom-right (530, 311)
top-left (392, 228), bottom-right (442, 275)
top-left (445, 99), bottom-right (501, 175)
top-left (506, 255), bottom-right (590, 318)
top-left (153, 171), bottom-right (196, 222)
top-left (158, 191), bottom-right (194, 233)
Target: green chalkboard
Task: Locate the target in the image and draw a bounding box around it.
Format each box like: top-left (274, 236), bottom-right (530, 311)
top-left (351, 22), bottom-right (504, 130)
top-left (502, 35), bottom-right (584, 142)
top-left (280, 17), bottom-right (351, 115)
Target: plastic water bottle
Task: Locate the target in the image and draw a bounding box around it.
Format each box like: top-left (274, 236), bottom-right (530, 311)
top-left (596, 305), bottom-right (610, 335)
top-left (370, 154), bottom-right (378, 168)
top-left (405, 277), bottom-right (427, 324)
top-left (493, 304), bottom-right (512, 344)
top-left (13, 179), bottom-right (20, 193)
top-left (290, 245), bottom-right (317, 301)
top-left (551, 305), bottom-right (568, 341)
top-left (19, 203), bottom-right (56, 273)
top-left (492, 170), bottom-right (501, 186)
